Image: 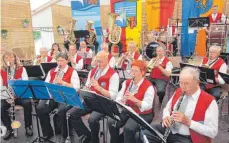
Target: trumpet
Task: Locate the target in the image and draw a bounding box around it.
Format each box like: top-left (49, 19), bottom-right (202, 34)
top-left (147, 56), bottom-right (160, 72)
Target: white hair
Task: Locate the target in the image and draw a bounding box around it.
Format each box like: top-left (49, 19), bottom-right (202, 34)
top-left (209, 45), bottom-right (221, 53)
top-left (180, 66), bottom-right (200, 80)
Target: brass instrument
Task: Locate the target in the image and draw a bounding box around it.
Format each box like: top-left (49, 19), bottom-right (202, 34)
top-left (147, 57), bottom-right (160, 72)
top-left (163, 92), bottom-right (185, 141)
top-left (108, 13), bottom-right (122, 44)
top-left (67, 19), bottom-right (77, 44)
top-left (68, 53), bottom-right (76, 67)
top-left (35, 56), bottom-right (46, 65)
top-left (86, 20), bottom-right (96, 45)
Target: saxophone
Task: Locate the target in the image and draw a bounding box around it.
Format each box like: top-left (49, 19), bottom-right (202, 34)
top-left (86, 20), bottom-right (96, 46)
top-left (108, 13), bottom-right (122, 44)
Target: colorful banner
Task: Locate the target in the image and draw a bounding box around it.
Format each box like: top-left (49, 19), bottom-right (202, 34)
top-left (181, 0), bottom-right (224, 56)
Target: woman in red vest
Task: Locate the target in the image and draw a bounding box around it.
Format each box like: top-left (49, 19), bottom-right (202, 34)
top-left (0, 50), bottom-right (33, 140)
top-left (108, 60), bottom-right (155, 143)
top-left (142, 67), bottom-right (218, 143)
top-left (36, 53), bottom-right (80, 141)
top-left (200, 45), bottom-right (227, 100)
top-left (68, 44), bottom-right (83, 70)
top-left (33, 47), bottom-right (55, 65)
top-left (208, 5), bottom-right (226, 24)
top-left (148, 45), bottom-right (173, 104)
top-left (65, 51), bottom-right (119, 143)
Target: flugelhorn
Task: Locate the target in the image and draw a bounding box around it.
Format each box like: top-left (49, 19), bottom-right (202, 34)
top-left (147, 56), bottom-right (160, 72)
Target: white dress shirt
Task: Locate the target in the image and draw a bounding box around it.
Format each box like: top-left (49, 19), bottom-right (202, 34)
top-left (1, 67), bottom-right (28, 99)
top-left (72, 54), bottom-right (83, 70)
top-left (109, 56), bottom-right (116, 68)
top-left (163, 88), bottom-right (218, 138)
top-left (149, 56), bottom-right (173, 72)
top-left (85, 65), bottom-right (119, 100)
top-left (45, 65), bottom-right (80, 91)
top-left (116, 78), bottom-right (155, 112)
top-left (211, 13), bottom-right (226, 23)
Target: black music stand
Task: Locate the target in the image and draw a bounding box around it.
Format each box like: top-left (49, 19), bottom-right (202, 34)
top-left (24, 65), bottom-right (45, 80)
top-left (40, 63), bottom-right (57, 75)
top-left (180, 63), bottom-right (217, 85)
top-left (188, 17), bottom-right (210, 27)
top-left (8, 80), bottom-right (54, 143)
top-left (73, 30), bottom-right (89, 38)
top-left (115, 66), bottom-right (127, 80)
top-left (220, 53), bottom-right (229, 65)
top-left (115, 101), bottom-right (166, 143)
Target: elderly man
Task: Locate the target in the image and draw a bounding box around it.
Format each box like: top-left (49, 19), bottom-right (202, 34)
top-left (33, 47), bottom-right (55, 65)
top-left (201, 45), bottom-right (227, 100)
top-left (141, 67), bottom-right (218, 143)
top-left (108, 60), bottom-right (155, 143)
top-left (64, 51), bottom-right (119, 143)
top-left (68, 44), bottom-right (83, 70)
top-left (37, 53), bottom-right (80, 141)
top-left (148, 45), bottom-right (173, 104)
top-left (208, 5), bottom-right (226, 24)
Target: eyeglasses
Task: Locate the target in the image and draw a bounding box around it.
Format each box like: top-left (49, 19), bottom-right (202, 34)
top-left (179, 81), bottom-right (191, 86)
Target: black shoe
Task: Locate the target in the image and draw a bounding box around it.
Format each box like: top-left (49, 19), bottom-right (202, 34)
top-left (43, 133), bottom-right (54, 141)
top-left (25, 126), bottom-right (33, 136)
top-left (3, 129), bottom-right (13, 140)
top-left (79, 134), bottom-right (91, 143)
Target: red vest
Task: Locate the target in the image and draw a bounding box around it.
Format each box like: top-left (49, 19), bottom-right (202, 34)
top-left (202, 57), bottom-right (225, 89)
top-left (208, 13), bottom-right (222, 23)
top-left (121, 52), bottom-right (140, 70)
top-left (150, 57), bottom-right (170, 80)
top-left (124, 78), bottom-right (154, 114)
top-left (108, 54), bottom-right (113, 62)
top-left (171, 88), bottom-right (214, 143)
top-left (1, 66), bottom-right (23, 87)
top-left (49, 66), bottom-right (74, 84)
top-left (75, 55), bottom-right (82, 64)
top-left (89, 67), bottom-right (116, 95)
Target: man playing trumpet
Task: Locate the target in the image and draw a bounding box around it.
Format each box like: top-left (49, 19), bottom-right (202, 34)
top-left (140, 67), bottom-right (218, 143)
top-left (68, 43), bottom-right (83, 70)
top-left (200, 45), bottom-right (227, 100)
top-left (108, 60), bottom-right (155, 143)
top-left (148, 45), bottom-right (173, 104)
top-left (33, 47), bottom-right (55, 65)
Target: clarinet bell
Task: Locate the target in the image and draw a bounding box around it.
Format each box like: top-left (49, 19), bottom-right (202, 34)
top-left (11, 121), bottom-right (21, 129)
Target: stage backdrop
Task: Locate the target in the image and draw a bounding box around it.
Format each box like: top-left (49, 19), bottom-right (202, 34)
top-left (181, 0), bottom-right (225, 56)
top-left (111, 0), bottom-right (142, 52)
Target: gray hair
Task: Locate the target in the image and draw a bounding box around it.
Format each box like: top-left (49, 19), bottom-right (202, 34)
top-left (209, 45), bottom-right (221, 53)
top-left (180, 66), bottom-right (200, 80)
top-left (56, 52), bottom-right (68, 60)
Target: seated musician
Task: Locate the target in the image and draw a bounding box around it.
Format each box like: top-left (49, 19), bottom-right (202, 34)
top-left (79, 41), bottom-right (93, 57)
top-left (140, 67), bottom-right (218, 143)
top-left (148, 45), bottom-right (173, 104)
top-left (200, 45), bottom-right (227, 100)
top-left (116, 41), bottom-right (142, 70)
top-left (48, 43), bottom-right (61, 59)
top-left (33, 47), bottom-right (55, 65)
top-left (68, 44), bottom-right (83, 70)
top-left (208, 5), bottom-right (226, 24)
top-left (91, 42), bottom-right (116, 68)
top-left (64, 51), bottom-right (119, 143)
top-left (37, 53), bottom-right (80, 141)
top-left (108, 60), bottom-right (155, 143)
top-left (0, 50), bottom-right (33, 140)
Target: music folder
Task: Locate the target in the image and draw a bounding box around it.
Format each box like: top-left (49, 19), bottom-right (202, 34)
top-left (40, 62), bottom-right (57, 74)
top-left (218, 72), bottom-right (229, 84)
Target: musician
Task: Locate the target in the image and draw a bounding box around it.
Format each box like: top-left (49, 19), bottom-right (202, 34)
top-left (79, 41), bottom-right (93, 55)
top-left (201, 45), bottom-right (227, 100)
top-left (116, 41), bottom-right (142, 70)
top-left (37, 52), bottom-right (80, 141)
top-left (148, 45), bottom-right (173, 104)
top-left (68, 44), bottom-right (83, 70)
top-left (208, 5), bottom-right (226, 24)
top-left (48, 43), bottom-right (61, 58)
top-left (0, 50), bottom-right (33, 140)
top-left (141, 67), bottom-right (218, 143)
top-left (108, 60), bottom-right (155, 143)
top-left (64, 51), bottom-right (119, 143)
top-left (33, 47), bottom-right (55, 65)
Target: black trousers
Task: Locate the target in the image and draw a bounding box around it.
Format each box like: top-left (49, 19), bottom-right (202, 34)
top-left (37, 100), bottom-right (70, 137)
top-left (0, 99), bottom-right (32, 130)
top-left (140, 124), bottom-right (192, 143)
top-left (108, 110), bottom-right (153, 143)
top-left (150, 78), bottom-right (167, 103)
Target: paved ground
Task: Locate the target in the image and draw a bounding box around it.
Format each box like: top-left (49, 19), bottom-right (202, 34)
top-left (1, 88), bottom-right (229, 143)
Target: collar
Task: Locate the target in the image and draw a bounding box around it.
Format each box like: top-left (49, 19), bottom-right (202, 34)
top-left (186, 88), bottom-right (201, 101)
top-left (135, 77), bottom-right (145, 87)
top-left (97, 65), bottom-right (109, 75)
top-left (55, 65), bottom-right (69, 73)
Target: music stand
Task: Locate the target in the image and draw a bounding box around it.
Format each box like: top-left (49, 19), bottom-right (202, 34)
top-left (24, 65), bottom-right (45, 80)
top-left (220, 53), bottom-right (229, 65)
top-left (115, 101), bottom-right (166, 143)
top-left (188, 17), bottom-right (210, 27)
top-left (73, 30), bottom-right (89, 38)
top-left (8, 80), bottom-right (54, 143)
top-left (40, 63), bottom-right (57, 75)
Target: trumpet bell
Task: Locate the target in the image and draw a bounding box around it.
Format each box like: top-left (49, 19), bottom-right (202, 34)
top-left (11, 121), bottom-right (21, 129)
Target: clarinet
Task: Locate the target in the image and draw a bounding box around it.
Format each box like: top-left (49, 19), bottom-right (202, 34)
top-left (163, 92), bottom-right (185, 141)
